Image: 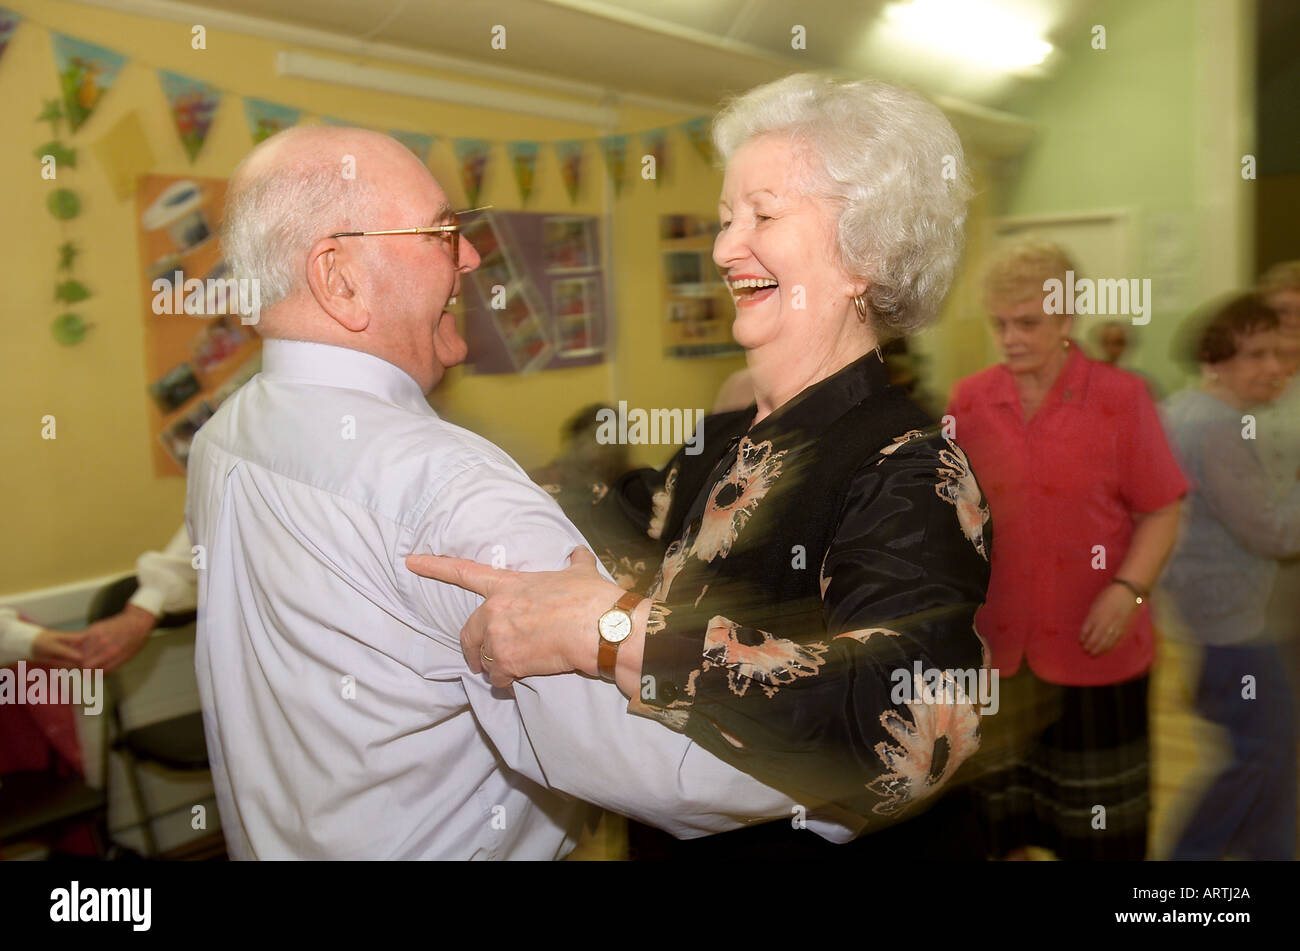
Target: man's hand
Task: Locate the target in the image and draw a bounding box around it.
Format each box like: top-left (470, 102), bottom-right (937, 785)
top-left (405, 546), bottom-right (622, 688)
top-left (1079, 583), bottom-right (1139, 656)
top-left (79, 604), bottom-right (158, 672)
top-left (31, 629), bottom-right (88, 667)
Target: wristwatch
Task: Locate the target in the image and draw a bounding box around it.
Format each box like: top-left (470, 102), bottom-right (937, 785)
top-left (597, 591), bottom-right (644, 681)
top-left (1112, 578), bottom-right (1146, 605)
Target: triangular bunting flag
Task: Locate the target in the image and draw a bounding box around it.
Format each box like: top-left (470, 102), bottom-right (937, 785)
top-left (506, 141), bottom-right (540, 204)
top-left (453, 138), bottom-right (491, 207)
top-left (244, 98), bottom-right (300, 143)
top-left (0, 8), bottom-right (20, 64)
top-left (554, 140), bottom-right (585, 205)
top-left (50, 33), bottom-right (127, 132)
top-left (391, 129), bottom-right (433, 162)
top-left (679, 116), bottom-right (713, 164)
top-left (157, 70), bottom-right (221, 161)
top-left (600, 134), bottom-right (629, 196)
top-left (641, 127), bottom-right (668, 188)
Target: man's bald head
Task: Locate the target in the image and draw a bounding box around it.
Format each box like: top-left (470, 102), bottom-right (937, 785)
top-left (221, 126), bottom-right (430, 322)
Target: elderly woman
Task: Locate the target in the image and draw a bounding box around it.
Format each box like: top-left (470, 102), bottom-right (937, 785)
top-left (1161, 293), bottom-right (1299, 859)
top-left (946, 241), bottom-right (1187, 860)
top-left (408, 74), bottom-right (993, 853)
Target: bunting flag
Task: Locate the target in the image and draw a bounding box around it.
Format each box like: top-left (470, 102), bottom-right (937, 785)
top-left (679, 116), bottom-right (713, 164)
top-left (0, 7), bottom-right (20, 64)
top-left (641, 127), bottom-right (668, 188)
top-left (157, 70), bottom-right (221, 161)
top-left (506, 141), bottom-right (540, 204)
top-left (599, 134), bottom-right (629, 196)
top-left (390, 129), bottom-right (433, 162)
top-left (50, 33), bottom-right (126, 132)
top-left (554, 140), bottom-right (585, 205)
top-left (244, 98), bottom-right (300, 143)
top-left (453, 138), bottom-right (491, 207)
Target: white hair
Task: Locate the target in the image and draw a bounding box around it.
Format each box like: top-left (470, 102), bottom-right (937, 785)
top-left (220, 128), bottom-right (378, 312)
top-left (713, 74), bottom-right (972, 338)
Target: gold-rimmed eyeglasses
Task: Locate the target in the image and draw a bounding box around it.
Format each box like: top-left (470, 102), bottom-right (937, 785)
top-left (328, 205), bottom-right (492, 271)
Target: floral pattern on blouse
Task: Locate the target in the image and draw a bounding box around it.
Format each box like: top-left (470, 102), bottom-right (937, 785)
top-left (694, 438), bottom-right (788, 562)
top-left (867, 669), bottom-right (983, 815)
top-left (694, 616), bottom-right (829, 699)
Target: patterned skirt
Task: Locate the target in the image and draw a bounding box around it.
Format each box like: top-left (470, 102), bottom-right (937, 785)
top-left (965, 669), bottom-right (1151, 861)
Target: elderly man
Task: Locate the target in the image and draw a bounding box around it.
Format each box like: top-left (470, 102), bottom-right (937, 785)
top-left (187, 126), bottom-right (841, 859)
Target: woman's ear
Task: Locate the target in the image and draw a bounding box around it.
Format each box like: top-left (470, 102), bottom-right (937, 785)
top-left (306, 238), bottom-right (369, 333)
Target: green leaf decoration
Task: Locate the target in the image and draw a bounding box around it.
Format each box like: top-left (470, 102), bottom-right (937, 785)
top-left (37, 99), bottom-right (64, 124)
top-left (57, 241), bottom-right (80, 272)
top-left (55, 279), bottom-right (91, 303)
top-left (47, 189), bottom-right (80, 219)
top-left (51, 313), bottom-right (89, 345)
top-left (35, 141), bottom-right (76, 168)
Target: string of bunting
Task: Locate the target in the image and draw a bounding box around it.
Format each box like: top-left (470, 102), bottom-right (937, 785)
top-left (4, 10), bottom-right (719, 206)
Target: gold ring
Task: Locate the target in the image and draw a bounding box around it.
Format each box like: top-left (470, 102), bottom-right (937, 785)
top-left (481, 648), bottom-right (494, 665)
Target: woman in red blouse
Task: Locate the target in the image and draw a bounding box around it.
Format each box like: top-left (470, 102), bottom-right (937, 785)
top-left (946, 241), bottom-right (1187, 860)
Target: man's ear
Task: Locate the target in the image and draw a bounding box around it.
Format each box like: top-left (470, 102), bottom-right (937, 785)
top-left (306, 238), bottom-right (370, 333)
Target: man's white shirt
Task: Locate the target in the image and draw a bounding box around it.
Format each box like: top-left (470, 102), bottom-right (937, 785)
top-left (186, 339), bottom-right (846, 859)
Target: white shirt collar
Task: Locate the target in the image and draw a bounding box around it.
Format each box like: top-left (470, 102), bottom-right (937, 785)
top-left (260, 339), bottom-right (436, 417)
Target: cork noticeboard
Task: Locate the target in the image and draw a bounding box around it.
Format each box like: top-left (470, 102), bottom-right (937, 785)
top-left (136, 174), bottom-right (261, 476)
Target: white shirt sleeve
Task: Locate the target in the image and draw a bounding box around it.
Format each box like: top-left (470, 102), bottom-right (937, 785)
top-left (0, 607), bottom-right (43, 667)
top-left (404, 460), bottom-right (859, 841)
top-left (127, 524), bottom-right (199, 617)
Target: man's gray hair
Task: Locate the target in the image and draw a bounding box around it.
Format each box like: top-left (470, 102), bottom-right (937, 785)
top-left (220, 130), bottom-right (378, 311)
top-left (713, 74), bottom-right (972, 338)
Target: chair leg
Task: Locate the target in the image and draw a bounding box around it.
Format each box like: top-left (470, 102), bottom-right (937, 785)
top-left (120, 752), bottom-right (158, 856)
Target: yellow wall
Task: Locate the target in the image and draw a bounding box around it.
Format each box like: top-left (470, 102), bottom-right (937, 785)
top-left (1, 0), bottom-right (744, 595)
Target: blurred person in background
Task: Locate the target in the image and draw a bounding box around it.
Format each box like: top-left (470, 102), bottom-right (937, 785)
top-left (1161, 293), bottom-right (1299, 860)
top-left (410, 73), bottom-right (994, 859)
top-left (1094, 320), bottom-right (1130, 366)
top-left (1255, 262), bottom-right (1300, 699)
top-left (946, 240), bottom-right (1187, 860)
top-left (1091, 319), bottom-right (1162, 399)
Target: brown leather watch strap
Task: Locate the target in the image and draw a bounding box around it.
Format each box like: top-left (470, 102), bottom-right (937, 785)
top-left (597, 592), bottom-right (645, 681)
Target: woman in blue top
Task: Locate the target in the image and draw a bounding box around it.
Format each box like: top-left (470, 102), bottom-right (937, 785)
top-left (1161, 292), bottom-right (1300, 860)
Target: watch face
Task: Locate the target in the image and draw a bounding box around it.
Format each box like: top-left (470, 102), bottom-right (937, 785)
top-left (599, 609), bottom-right (632, 643)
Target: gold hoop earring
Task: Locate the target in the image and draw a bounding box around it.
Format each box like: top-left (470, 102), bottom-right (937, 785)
top-left (853, 295), bottom-right (869, 323)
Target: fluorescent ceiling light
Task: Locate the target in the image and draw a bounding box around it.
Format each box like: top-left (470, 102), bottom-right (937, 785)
top-left (883, 0), bottom-right (1053, 71)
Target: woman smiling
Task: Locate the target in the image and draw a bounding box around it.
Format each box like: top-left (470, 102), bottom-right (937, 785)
top-left (409, 74), bottom-right (993, 852)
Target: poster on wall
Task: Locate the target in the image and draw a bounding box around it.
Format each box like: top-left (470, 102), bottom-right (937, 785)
top-left (460, 210), bottom-right (608, 374)
top-left (136, 174), bottom-right (261, 476)
top-left (659, 214), bottom-right (739, 358)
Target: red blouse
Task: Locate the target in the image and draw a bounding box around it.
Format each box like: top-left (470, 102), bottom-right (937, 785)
top-left (946, 344), bottom-right (1187, 685)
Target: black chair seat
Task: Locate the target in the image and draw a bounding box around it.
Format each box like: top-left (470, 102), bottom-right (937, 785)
top-left (118, 712), bottom-right (209, 771)
top-left (0, 770), bottom-right (106, 841)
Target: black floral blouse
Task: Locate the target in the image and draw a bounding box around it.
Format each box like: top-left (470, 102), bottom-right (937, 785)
top-left (548, 350), bottom-right (993, 825)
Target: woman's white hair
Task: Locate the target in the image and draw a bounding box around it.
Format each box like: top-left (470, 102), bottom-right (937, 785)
top-left (713, 74), bottom-right (972, 338)
top-left (220, 128), bottom-right (377, 312)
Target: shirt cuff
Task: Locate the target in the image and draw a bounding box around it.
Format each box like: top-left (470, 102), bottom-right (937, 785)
top-left (127, 586), bottom-right (166, 618)
top-left (1, 614), bottom-right (44, 665)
